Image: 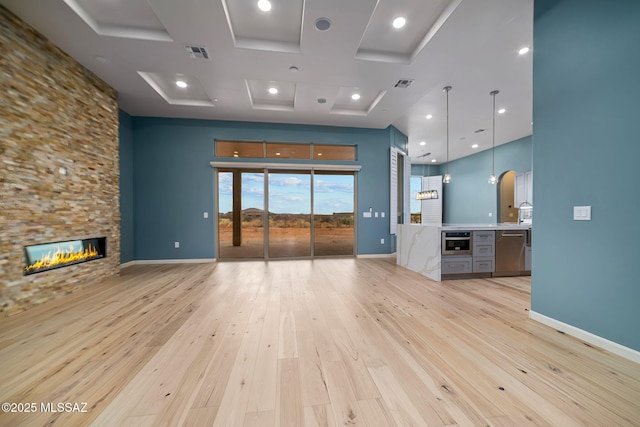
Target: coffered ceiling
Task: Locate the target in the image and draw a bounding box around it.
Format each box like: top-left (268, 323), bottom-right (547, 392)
top-left (0, 0), bottom-right (533, 165)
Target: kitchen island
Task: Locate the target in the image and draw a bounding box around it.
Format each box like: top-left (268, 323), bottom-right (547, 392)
top-left (397, 223), bottom-right (531, 281)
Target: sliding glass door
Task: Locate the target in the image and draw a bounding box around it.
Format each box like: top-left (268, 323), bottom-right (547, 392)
top-left (217, 169), bottom-right (265, 259)
top-left (217, 168), bottom-right (354, 259)
top-left (268, 171), bottom-right (311, 258)
top-left (313, 172), bottom-right (354, 256)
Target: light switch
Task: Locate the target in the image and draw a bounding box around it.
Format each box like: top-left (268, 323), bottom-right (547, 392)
top-left (374, 212), bottom-right (379, 218)
top-left (573, 206), bottom-right (591, 221)
top-left (174, 241), bottom-right (180, 248)
top-left (381, 212), bottom-right (385, 218)
top-left (203, 212), bottom-right (209, 218)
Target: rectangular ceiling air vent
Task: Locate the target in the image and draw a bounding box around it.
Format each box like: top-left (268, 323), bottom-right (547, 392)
top-left (185, 45), bottom-right (209, 59)
top-left (394, 79), bottom-right (414, 88)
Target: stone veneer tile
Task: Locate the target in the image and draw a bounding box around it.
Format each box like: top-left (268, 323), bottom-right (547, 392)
top-left (0, 6), bottom-right (120, 314)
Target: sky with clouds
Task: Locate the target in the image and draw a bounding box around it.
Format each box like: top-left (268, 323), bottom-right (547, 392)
top-left (219, 172), bottom-right (354, 214)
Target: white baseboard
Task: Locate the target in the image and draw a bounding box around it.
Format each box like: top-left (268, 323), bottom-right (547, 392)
top-left (356, 253), bottom-right (396, 259)
top-left (120, 261), bottom-right (137, 268)
top-left (121, 259), bottom-right (217, 268)
top-left (529, 310), bottom-right (640, 364)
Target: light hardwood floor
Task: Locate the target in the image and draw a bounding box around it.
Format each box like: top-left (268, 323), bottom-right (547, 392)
top-left (0, 258), bottom-right (639, 426)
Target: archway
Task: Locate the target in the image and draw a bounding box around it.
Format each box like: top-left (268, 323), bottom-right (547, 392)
top-left (497, 171), bottom-right (518, 223)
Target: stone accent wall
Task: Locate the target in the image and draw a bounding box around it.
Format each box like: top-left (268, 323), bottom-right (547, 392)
top-left (0, 6), bottom-right (120, 315)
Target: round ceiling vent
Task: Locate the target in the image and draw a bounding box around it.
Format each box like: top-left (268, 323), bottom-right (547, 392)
top-left (315, 17), bottom-right (332, 31)
top-left (317, 98), bottom-right (327, 104)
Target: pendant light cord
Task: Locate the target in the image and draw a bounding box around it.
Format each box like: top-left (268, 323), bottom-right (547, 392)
top-left (444, 86), bottom-right (452, 179)
top-left (488, 89), bottom-right (500, 185)
top-left (491, 90), bottom-right (498, 176)
top-left (446, 87), bottom-right (450, 171)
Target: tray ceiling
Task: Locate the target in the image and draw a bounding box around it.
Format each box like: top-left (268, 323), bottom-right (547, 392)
top-left (0, 0), bottom-right (533, 164)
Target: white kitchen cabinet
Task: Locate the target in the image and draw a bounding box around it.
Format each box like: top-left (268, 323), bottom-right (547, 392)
top-left (514, 171), bottom-right (533, 207)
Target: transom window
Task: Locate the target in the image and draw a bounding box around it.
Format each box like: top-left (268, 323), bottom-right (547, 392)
top-left (216, 140), bottom-right (356, 161)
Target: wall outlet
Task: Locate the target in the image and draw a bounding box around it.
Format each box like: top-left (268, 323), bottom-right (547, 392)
top-left (174, 241), bottom-right (180, 248)
top-left (363, 211), bottom-right (372, 218)
top-left (380, 238), bottom-right (384, 244)
top-left (488, 212), bottom-right (493, 217)
top-left (203, 212), bottom-right (208, 218)
top-left (573, 206), bottom-right (591, 221)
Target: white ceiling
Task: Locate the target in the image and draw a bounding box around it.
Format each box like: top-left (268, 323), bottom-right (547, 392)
top-left (0, 0), bottom-right (533, 165)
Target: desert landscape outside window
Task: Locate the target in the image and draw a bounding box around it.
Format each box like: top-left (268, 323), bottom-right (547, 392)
top-left (217, 168), bottom-right (355, 259)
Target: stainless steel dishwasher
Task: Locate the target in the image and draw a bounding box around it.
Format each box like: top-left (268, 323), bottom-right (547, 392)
top-left (494, 230), bottom-right (526, 276)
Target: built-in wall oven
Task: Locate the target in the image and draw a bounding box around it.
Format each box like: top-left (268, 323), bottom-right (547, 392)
top-left (441, 231), bottom-right (473, 255)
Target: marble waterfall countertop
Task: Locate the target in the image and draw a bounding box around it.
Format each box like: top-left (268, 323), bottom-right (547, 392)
top-left (396, 223), bottom-right (531, 282)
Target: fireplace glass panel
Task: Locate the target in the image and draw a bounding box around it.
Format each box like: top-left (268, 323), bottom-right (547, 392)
top-left (23, 237), bottom-right (106, 275)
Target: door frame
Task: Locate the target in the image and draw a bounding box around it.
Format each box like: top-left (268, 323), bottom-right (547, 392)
top-left (212, 161), bottom-right (360, 260)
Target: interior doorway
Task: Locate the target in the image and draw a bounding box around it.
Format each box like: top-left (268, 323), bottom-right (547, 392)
top-left (498, 170), bottom-right (518, 223)
top-left (216, 168), bottom-right (355, 260)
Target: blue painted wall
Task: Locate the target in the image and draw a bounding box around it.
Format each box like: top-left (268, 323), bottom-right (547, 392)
top-left (130, 117), bottom-right (399, 259)
top-left (532, 0), bottom-right (640, 351)
top-left (411, 136), bottom-right (532, 224)
top-left (118, 110), bottom-right (135, 263)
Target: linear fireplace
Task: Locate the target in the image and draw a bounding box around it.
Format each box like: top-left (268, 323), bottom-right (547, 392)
top-left (23, 237), bottom-right (107, 276)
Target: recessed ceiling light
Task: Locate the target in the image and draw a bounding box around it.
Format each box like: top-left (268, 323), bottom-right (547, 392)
top-left (289, 66), bottom-right (299, 72)
top-left (419, 141), bottom-right (426, 146)
top-left (498, 108), bottom-right (506, 114)
top-left (472, 144), bottom-right (479, 148)
top-left (518, 47), bottom-right (530, 55)
top-left (317, 98), bottom-right (327, 104)
top-left (318, 153), bottom-right (323, 156)
top-left (431, 159), bottom-right (437, 163)
top-left (315, 17), bottom-right (332, 31)
top-left (426, 114), bottom-right (433, 119)
top-left (268, 87), bottom-right (278, 95)
top-left (351, 93), bottom-right (361, 101)
top-left (257, 0), bottom-right (271, 12)
top-left (176, 80), bottom-right (187, 88)
top-left (392, 17), bottom-right (406, 29)
top-left (276, 152), bottom-right (281, 156)
top-left (95, 56), bottom-right (110, 63)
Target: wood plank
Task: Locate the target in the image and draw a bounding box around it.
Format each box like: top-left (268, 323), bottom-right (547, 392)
top-left (367, 364), bottom-right (429, 426)
top-left (303, 404), bottom-right (336, 427)
top-left (243, 410), bottom-right (275, 427)
top-left (324, 360), bottom-right (366, 426)
top-left (246, 301), bottom-right (280, 413)
top-left (276, 358), bottom-right (304, 427)
top-left (278, 310), bottom-right (298, 359)
top-left (183, 406), bottom-right (219, 427)
top-left (357, 398), bottom-right (398, 427)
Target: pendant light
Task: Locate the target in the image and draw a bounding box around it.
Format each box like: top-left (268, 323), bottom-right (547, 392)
top-left (442, 86), bottom-right (452, 184)
top-left (488, 90), bottom-right (499, 185)
top-left (416, 163), bottom-right (439, 200)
